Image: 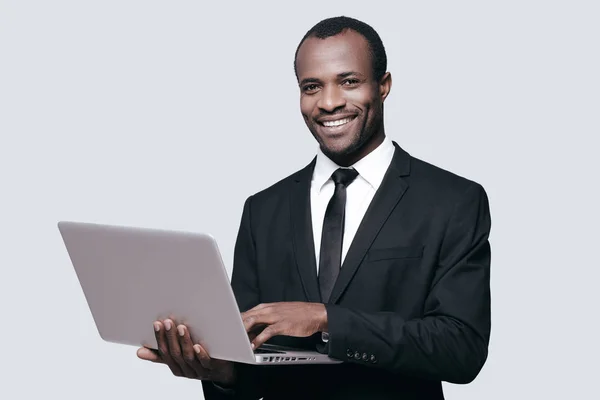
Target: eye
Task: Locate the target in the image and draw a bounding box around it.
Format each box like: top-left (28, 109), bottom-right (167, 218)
top-left (302, 84), bottom-right (320, 93)
top-left (342, 78), bottom-right (360, 86)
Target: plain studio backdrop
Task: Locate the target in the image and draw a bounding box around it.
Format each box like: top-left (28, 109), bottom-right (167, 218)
top-left (1, 0), bottom-right (598, 398)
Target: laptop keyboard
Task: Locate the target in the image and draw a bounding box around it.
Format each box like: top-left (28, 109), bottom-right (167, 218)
top-left (254, 347), bottom-right (285, 354)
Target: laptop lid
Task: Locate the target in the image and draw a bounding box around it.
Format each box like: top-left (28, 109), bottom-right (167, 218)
top-left (57, 221), bottom-right (257, 364)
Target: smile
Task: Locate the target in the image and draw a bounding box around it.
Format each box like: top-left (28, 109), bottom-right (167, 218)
top-left (320, 116), bottom-right (355, 127)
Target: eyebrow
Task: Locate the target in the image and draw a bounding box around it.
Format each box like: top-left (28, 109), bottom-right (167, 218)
top-left (299, 71), bottom-right (365, 87)
top-left (299, 77), bottom-right (321, 87)
top-left (338, 71), bottom-right (363, 79)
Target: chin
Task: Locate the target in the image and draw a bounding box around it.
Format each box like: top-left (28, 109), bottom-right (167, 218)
top-left (320, 140), bottom-right (357, 160)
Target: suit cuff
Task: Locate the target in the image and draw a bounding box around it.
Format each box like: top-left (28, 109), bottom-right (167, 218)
top-left (324, 304), bottom-right (379, 365)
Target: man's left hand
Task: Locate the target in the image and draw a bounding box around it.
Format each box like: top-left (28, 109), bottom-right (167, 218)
top-left (242, 302), bottom-right (327, 350)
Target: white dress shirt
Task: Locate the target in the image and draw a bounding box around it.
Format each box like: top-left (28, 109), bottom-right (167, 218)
top-left (311, 137), bottom-right (395, 272)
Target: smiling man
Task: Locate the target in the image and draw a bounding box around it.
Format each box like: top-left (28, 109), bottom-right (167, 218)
top-left (297, 27), bottom-right (389, 167)
top-left (138, 16), bottom-right (492, 399)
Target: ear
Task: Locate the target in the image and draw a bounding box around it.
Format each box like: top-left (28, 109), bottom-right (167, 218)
top-left (379, 72), bottom-right (392, 102)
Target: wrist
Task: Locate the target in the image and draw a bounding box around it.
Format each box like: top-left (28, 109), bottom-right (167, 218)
top-left (318, 303), bottom-right (328, 332)
top-left (212, 364), bottom-right (237, 387)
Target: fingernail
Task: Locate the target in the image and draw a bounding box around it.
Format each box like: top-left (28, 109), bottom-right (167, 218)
top-left (251, 342), bottom-right (255, 349)
top-left (177, 325), bottom-right (185, 337)
top-left (153, 322), bottom-right (160, 332)
top-left (164, 320), bottom-right (172, 331)
top-left (194, 345), bottom-right (201, 354)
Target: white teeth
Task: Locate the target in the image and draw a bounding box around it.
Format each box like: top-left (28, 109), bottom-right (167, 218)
top-left (322, 117), bottom-right (353, 127)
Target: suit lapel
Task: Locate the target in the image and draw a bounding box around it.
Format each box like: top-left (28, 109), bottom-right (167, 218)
top-left (289, 158), bottom-right (322, 303)
top-left (328, 142), bottom-right (412, 304)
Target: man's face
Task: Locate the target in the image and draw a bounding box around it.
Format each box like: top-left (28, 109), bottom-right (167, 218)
top-left (295, 30), bottom-right (390, 163)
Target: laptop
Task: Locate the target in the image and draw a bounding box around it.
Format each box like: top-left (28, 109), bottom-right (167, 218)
top-left (57, 221), bottom-right (341, 365)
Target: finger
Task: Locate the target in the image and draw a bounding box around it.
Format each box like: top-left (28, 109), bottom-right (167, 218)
top-left (248, 330), bottom-right (259, 342)
top-left (243, 312), bottom-right (277, 333)
top-left (242, 303), bottom-right (277, 318)
top-left (240, 303), bottom-right (273, 322)
top-left (251, 325), bottom-right (280, 350)
top-left (164, 319), bottom-right (196, 379)
top-left (247, 303), bottom-right (270, 312)
top-left (137, 347), bottom-right (163, 363)
top-left (248, 322), bottom-right (267, 334)
top-left (155, 320), bottom-right (184, 377)
top-left (178, 325), bottom-right (208, 378)
top-left (194, 344), bottom-right (212, 371)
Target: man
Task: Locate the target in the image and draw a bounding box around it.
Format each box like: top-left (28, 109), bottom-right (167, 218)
top-left (137, 16), bottom-right (492, 399)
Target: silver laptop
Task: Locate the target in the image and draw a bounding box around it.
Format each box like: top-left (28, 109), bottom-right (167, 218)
top-left (57, 221), bottom-right (341, 365)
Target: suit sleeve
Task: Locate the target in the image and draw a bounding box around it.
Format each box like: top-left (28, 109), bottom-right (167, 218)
top-left (202, 195), bottom-right (269, 399)
top-left (324, 182), bottom-right (492, 384)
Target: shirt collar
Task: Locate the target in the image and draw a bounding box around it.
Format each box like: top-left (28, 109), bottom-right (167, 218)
top-left (312, 136), bottom-right (395, 192)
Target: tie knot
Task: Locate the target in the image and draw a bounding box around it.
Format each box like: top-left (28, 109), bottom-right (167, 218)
top-left (331, 168), bottom-right (359, 187)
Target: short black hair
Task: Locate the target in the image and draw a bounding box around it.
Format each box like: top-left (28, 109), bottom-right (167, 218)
top-left (294, 16), bottom-right (387, 81)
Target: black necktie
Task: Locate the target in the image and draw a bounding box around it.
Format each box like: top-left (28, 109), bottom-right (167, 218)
top-left (318, 167), bottom-right (359, 303)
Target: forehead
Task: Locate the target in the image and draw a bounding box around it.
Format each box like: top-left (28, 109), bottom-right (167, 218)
top-left (296, 30), bottom-right (373, 80)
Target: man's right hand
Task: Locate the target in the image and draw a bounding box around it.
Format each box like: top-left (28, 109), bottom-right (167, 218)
top-left (137, 319), bottom-right (236, 387)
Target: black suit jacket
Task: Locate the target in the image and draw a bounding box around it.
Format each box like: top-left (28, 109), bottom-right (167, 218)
top-left (203, 142), bottom-right (492, 399)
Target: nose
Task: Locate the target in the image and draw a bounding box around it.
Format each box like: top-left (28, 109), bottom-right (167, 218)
top-left (317, 84), bottom-right (346, 112)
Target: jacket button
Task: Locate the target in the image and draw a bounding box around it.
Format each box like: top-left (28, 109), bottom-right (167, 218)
top-left (362, 353), bottom-right (368, 361)
top-left (346, 349), bottom-right (353, 358)
top-left (370, 354), bottom-right (377, 363)
top-left (354, 351), bottom-right (361, 360)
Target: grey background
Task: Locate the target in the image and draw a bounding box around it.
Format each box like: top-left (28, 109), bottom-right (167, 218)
top-left (1, 0), bottom-right (598, 398)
